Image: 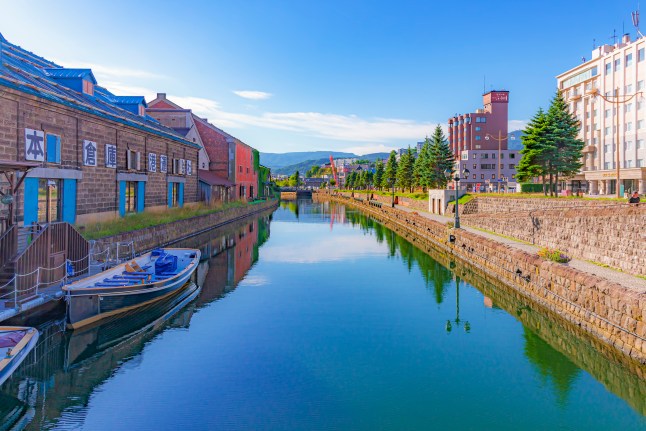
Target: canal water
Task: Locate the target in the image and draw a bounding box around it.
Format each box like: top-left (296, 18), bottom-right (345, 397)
top-left (1, 199), bottom-right (645, 430)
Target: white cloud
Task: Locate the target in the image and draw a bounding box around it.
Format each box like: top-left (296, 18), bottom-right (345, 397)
top-left (341, 144), bottom-right (399, 155)
top-left (51, 59), bottom-right (166, 80)
top-left (233, 90), bottom-right (273, 100)
top-left (508, 119), bottom-right (528, 132)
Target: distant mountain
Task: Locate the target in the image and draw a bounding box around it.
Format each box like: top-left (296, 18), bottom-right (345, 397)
top-left (508, 130), bottom-right (524, 150)
top-left (260, 151), bottom-right (356, 169)
top-left (273, 158), bottom-right (329, 176)
top-left (360, 152), bottom-right (390, 161)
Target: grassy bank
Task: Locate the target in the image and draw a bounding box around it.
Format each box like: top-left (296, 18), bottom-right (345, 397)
top-left (79, 200), bottom-right (256, 240)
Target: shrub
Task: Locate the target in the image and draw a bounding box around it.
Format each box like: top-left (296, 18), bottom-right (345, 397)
top-left (520, 183), bottom-right (555, 193)
top-left (537, 247), bottom-right (571, 263)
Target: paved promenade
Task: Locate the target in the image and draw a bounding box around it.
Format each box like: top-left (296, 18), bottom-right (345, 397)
top-left (395, 205), bottom-right (646, 295)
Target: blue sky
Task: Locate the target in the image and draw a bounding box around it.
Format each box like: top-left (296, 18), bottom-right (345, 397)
top-left (0, 0), bottom-right (642, 154)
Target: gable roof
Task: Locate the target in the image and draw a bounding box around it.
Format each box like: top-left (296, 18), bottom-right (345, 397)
top-left (0, 34), bottom-right (198, 149)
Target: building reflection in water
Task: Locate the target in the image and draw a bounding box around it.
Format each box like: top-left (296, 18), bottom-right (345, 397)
top-left (0, 209), bottom-right (274, 430)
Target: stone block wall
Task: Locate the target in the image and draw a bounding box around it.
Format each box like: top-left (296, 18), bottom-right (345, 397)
top-left (93, 199), bottom-right (278, 254)
top-left (462, 204), bottom-right (646, 276)
top-left (317, 193), bottom-right (646, 364)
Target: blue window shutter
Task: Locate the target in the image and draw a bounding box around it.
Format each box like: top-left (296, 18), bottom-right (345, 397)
top-left (137, 181), bottom-right (145, 212)
top-left (62, 179), bottom-right (77, 224)
top-left (179, 183), bottom-right (184, 208)
top-left (119, 181), bottom-right (126, 217)
top-left (55, 136), bottom-right (61, 163)
top-left (46, 135), bottom-right (58, 163)
top-left (167, 182), bottom-right (173, 208)
top-left (23, 177), bottom-right (39, 226)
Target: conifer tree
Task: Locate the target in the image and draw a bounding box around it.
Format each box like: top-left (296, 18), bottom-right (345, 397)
top-left (383, 150), bottom-right (398, 190)
top-left (374, 160), bottom-right (385, 190)
top-left (429, 125), bottom-right (455, 188)
top-left (396, 146), bottom-right (414, 191)
top-left (546, 90), bottom-right (584, 195)
top-left (413, 138), bottom-right (431, 191)
top-left (517, 108), bottom-right (551, 194)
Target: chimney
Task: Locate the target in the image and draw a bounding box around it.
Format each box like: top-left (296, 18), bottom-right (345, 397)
top-left (157, 92), bottom-right (166, 99)
top-left (623, 33), bottom-right (631, 44)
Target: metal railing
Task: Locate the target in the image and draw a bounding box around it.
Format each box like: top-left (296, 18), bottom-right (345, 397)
top-left (0, 225), bottom-right (16, 272)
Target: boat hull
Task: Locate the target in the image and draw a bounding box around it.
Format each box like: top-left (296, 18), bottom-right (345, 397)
top-left (65, 249), bottom-right (200, 329)
top-left (0, 327), bottom-right (39, 386)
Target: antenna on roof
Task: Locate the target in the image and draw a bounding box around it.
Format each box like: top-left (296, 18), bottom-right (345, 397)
top-left (633, 7), bottom-right (644, 38)
top-left (593, 38), bottom-right (596, 49)
top-left (610, 29), bottom-right (618, 44)
top-left (483, 75), bottom-right (486, 95)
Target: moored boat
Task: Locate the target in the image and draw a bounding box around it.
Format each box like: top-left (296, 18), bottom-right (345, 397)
top-left (0, 326), bottom-right (39, 386)
top-left (63, 248), bottom-right (200, 329)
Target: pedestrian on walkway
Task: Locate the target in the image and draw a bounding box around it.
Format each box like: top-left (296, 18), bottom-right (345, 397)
top-left (628, 191), bottom-right (641, 204)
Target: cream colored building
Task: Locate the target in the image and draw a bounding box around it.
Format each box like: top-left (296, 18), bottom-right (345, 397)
top-left (557, 34), bottom-right (646, 195)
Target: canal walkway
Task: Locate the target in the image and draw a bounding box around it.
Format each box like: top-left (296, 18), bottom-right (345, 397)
top-left (395, 205), bottom-right (646, 294)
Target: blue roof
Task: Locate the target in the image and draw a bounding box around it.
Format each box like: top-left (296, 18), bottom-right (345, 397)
top-left (44, 68), bottom-right (97, 84)
top-left (0, 35), bottom-right (198, 149)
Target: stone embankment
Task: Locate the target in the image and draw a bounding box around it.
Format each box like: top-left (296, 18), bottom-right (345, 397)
top-left (461, 204), bottom-right (646, 276)
top-left (317, 192), bottom-right (646, 365)
top-left (93, 199), bottom-right (278, 253)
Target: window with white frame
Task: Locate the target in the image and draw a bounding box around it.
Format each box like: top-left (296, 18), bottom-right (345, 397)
top-left (626, 122), bottom-right (633, 131)
top-left (626, 53), bottom-right (634, 66)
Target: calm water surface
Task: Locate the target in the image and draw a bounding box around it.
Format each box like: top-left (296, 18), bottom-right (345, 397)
top-left (1, 200), bottom-right (645, 430)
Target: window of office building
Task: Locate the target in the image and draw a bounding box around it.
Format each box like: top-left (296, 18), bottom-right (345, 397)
top-left (605, 109), bottom-right (610, 118)
top-left (625, 141), bottom-right (633, 150)
top-left (637, 159), bottom-right (644, 167)
top-left (604, 162), bottom-right (611, 169)
top-left (475, 136), bottom-right (481, 140)
top-left (639, 120), bottom-right (645, 129)
top-left (605, 127), bottom-right (610, 136)
top-left (625, 103), bottom-right (633, 113)
top-left (639, 80), bottom-right (645, 91)
top-left (626, 122), bottom-right (633, 131)
top-left (605, 62), bottom-right (612, 75)
top-left (638, 139), bottom-right (645, 149)
top-left (625, 160), bottom-right (634, 168)
top-left (615, 58), bottom-right (621, 71)
top-left (626, 53), bottom-right (633, 66)
top-left (639, 48), bottom-right (645, 62)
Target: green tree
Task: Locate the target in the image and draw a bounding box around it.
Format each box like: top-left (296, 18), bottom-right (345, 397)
top-left (306, 165), bottom-right (322, 177)
top-left (383, 150), bottom-right (398, 190)
top-left (289, 170), bottom-right (301, 188)
top-left (413, 138), bottom-right (432, 191)
top-left (397, 146), bottom-right (414, 191)
top-left (517, 108), bottom-right (551, 194)
top-left (546, 90), bottom-right (584, 195)
top-left (429, 125), bottom-right (455, 188)
top-left (374, 160), bottom-right (385, 190)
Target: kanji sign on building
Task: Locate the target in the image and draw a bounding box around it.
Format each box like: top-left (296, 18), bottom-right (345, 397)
top-left (25, 128), bottom-right (45, 161)
top-left (105, 144), bottom-right (117, 168)
top-left (83, 140), bottom-right (98, 166)
top-left (148, 153), bottom-right (157, 172)
top-left (186, 160), bottom-right (192, 176)
top-left (160, 155), bottom-right (168, 173)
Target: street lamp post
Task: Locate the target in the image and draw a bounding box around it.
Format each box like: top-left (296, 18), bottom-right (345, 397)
top-left (589, 88), bottom-right (643, 198)
top-left (391, 179), bottom-right (395, 208)
top-left (445, 166), bottom-right (470, 229)
top-left (485, 131), bottom-right (515, 192)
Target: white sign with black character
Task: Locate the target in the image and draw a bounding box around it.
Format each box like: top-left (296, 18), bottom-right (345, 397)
top-left (148, 153), bottom-right (157, 172)
top-left (83, 140), bottom-right (98, 166)
top-left (105, 144), bottom-right (117, 168)
top-left (25, 128), bottom-right (45, 162)
top-left (160, 155), bottom-right (168, 173)
top-left (186, 160), bottom-right (192, 176)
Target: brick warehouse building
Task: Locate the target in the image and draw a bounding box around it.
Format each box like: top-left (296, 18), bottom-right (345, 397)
top-left (0, 33), bottom-right (200, 228)
top-left (147, 94), bottom-right (259, 202)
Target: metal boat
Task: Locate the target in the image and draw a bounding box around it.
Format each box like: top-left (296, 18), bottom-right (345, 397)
top-left (63, 248), bottom-right (200, 329)
top-left (0, 326), bottom-right (39, 386)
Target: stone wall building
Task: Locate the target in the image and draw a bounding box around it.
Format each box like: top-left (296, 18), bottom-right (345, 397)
top-left (0, 33), bottom-right (200, 227)
top-left (557, 34), bottom-right (646, 195)
top-left (147, 94), bottom-right (258, 202)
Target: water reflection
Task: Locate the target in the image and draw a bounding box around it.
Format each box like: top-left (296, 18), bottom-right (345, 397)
top-left (0, 209), bottom-right (274, 430)
top-left (0, 200), bottom-right (644, 430)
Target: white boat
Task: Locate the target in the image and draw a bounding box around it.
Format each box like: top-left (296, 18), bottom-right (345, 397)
top-left (0, 326), bottom-right (39, 386)
top-left (63, 248), bottom-right (200, 329)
